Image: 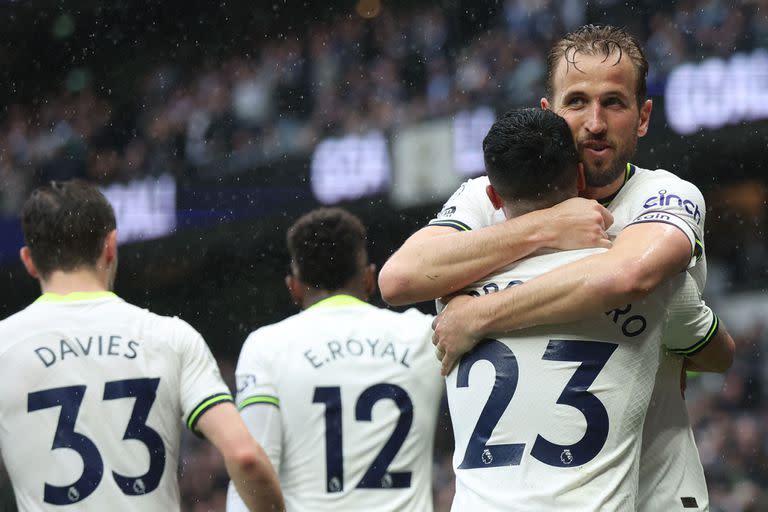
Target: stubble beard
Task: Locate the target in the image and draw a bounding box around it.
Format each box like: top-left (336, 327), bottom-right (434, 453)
top-left (582, 138), bottom-right (637, 188)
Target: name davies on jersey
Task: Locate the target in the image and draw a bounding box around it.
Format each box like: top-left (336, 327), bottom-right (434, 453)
top-left (33, 334), bottom-right (140, 368)
top-left (304, 338), bottom-right (412, 370)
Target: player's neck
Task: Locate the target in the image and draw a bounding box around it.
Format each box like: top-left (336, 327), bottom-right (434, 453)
top-left (40, 268), bottom-right (110, 295)
top-left (581, 172), bottom-right (626, 202)
top-left (302, 288), bottom-right (367, 309)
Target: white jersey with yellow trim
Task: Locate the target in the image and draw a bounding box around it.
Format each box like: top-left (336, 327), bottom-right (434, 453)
top-left (0, 292), bottom-right (232, 512)
top-left (232, 294), bottom-right (443, 512)
top-left (430, 163), bottom-right (712, 511)
top-left (444, 249), bottom-right (716, 511)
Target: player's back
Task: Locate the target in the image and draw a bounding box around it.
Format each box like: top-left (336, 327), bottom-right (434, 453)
top-left (236, 296), bottom-right (443, 512)
top-left (0, 292), bottom-right (230, 512)
top-left (446, 249), bottom-right (671, 512)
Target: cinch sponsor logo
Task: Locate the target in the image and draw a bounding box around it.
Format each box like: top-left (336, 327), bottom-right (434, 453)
top-left (642, 190), bottom-right (701, 224)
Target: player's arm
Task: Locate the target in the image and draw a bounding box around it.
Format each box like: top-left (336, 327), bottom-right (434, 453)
top-left (197, 404), bottom-right (284, 512)
top-left (227, 330), bottom-right (284, 512)
top-left (433, 221), bottom-right (693, 374)
top-left (379, 197), bottom-right (613, 305)
top-left (685, 326), bottom-right (735, 373)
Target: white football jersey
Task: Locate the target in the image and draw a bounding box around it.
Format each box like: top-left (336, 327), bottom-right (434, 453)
top-left (431, 163), bottom-right (712, 511)
top-left (0, 292), bottom-right (232, 512)
top-left (445, 249), bottom-right (716, 511)
top-left (233, 295), bottom-right (443, 512)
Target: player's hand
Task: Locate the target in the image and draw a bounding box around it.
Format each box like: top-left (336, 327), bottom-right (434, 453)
top-left (538, 197), bottom-right (613, 250)
top-left (432, 294), bottom-right (482, 376)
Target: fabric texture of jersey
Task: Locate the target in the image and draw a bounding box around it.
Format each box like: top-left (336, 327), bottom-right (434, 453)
top-left (444, 249), bottom-right (714, 511)
top-left (0, 293), bottom-right (232, 512)
top-left (232, 295), bottom-right (443, 512)
top-left (430, 164), bottom-right (711, 511)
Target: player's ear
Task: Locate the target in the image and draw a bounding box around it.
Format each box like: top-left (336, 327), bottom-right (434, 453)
top-left (486, 185), bottom-right (505, 210)
top-left (285, 274), bottom-right (304, 307)
top-left (576, 163), bottom-right (586, 192)
top-left (637, 99), bottom-right (652, 137)
top-left (104, 230), bottom-right (118, 266)
top-left (19, 246), bottom-right (40, 280)
top-left (541, 97), bottom-right (551, 110)
top-left (363, 263), bottom-right (376, 300)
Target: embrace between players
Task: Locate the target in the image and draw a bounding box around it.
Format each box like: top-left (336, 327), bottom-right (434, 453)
top-left (0, 24), bottom-right (734, 512)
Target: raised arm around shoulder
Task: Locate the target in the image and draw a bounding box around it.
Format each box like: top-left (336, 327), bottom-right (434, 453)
top-left (432, 221), bottom-right (692, 375)
top-left (197, 402), bottom-right (285, 512)
top-left (379, 198), bottom-right (613, 306)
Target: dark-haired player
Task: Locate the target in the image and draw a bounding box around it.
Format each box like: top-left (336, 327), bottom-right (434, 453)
top-left (443, 107), bottom-right (732, 510)
top-left (381, 25), bottom-right (734, 511)
top-left (0, 180), bottom-right (283, 512)
top-left (227, 208), bottom-right (443, 512)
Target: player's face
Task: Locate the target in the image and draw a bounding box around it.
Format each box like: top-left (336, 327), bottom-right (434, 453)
top-left (545, 52), bottom-right (652, 189)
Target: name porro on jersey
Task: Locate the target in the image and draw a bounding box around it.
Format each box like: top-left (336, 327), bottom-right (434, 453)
top-left (303, 338), bottom-right (412, 369)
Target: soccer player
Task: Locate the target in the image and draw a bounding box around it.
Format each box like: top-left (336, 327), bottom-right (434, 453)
top-left (0, 180), bottom-right (284, 512)
top-left (379, 25), bottom-right (734, 511)
top-left (226, 208), bottom-right (443, 512)
top-left (444, 106), bottom-right (730, 510)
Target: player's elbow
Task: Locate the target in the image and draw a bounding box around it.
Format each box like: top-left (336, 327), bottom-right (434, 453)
top-left (378, 260), bottom-right (415, 306)
top-left (227, 444), bottom-right (264, 475)
top-left (594, 265), bottom-right (659, 308)
top-left (711, 333), bottom-right (736, 373)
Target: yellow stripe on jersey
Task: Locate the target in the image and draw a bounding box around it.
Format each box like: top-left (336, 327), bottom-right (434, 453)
top-left (309, 294), bottom-right (368, 309)
top-left (239, 395), bottom-right (280, 410)
top-left (35, 291), bottom-right (118, 303)
top-left (429, 219), bottom-right (472, 231)
top-left (669, 314), bottom-right (719, 356)
top-left (186, 393), bottom-right (234, 432)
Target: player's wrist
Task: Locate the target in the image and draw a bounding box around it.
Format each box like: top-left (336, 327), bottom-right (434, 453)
top-left (510, 209), bottom-right (554, 251)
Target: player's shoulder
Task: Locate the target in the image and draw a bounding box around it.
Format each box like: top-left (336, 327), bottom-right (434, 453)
top-left (0, 306), bottom-right (35, 355)
top-left (630, 165), bottom-right (704, 197)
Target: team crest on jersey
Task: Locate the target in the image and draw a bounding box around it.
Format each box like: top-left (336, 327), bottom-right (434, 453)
top-left (642, 189), bottom-right (701, 224)
top-left (439, 206), bottom-right (457, 218)
top-left (133, 478), bottom-right (146, 494)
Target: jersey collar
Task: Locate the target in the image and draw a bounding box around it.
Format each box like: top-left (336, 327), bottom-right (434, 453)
top-left (308, 294), bottom-right (368, 310)
top-left (35, 291), bottom-right (118, 303)
top-left (598, 163), bottom-right (636, 207)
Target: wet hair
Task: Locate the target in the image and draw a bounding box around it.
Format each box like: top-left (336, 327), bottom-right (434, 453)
top-left (483, 108), bottom-right (579, 206)
top-left (546, 24), bottom-right (648, 108)
top-left (286, 207), bottom-right (367, 291)
top-left (21, 180), bottom-right (116, 279)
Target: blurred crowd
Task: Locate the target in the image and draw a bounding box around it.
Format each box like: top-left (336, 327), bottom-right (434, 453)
top-left (2, 0), bottom-right (768, 510)
top-left (3, 0), bottom-right (768, 215)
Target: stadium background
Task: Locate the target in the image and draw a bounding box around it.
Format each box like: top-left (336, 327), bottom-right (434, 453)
top-left (1, 0), bottom-right (767, 510)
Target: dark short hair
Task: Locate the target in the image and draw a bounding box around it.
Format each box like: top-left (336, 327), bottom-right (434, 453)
top-left (483, 108), bottom-right (579, 205)
top-left (21, 180), bottom-right (117, 279)
top-left (286, 207), bottom-right (367, 291)
top-left (546, 24), bottom-right (648, 108)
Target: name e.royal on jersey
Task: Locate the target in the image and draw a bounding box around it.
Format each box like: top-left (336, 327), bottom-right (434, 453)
top-left (304, 338), bottom-right (412, 369)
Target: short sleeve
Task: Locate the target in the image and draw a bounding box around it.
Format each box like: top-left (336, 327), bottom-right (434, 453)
top-left (234, 330), bottom-right (280, 412)
top-left (175, 319), bottom-right (234, 435)
top-left (427, 177), bottom-right (498, 231)
top-left (627, 174), bottom-right (706, 269)
top-left (662, 276), bottom-right (719, 356)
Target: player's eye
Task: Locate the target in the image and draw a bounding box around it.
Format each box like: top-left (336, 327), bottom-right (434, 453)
top-left (566, 96), bottom-right (586, 107)
top-left (604, 97), bottom-right (626, 108)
